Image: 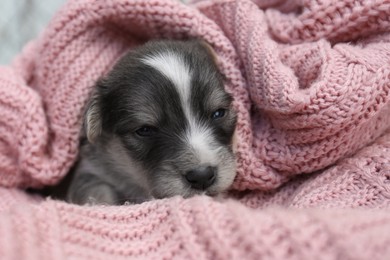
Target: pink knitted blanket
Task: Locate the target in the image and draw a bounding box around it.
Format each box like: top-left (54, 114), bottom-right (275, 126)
top-left (1, 0), bottom-right (390, 259)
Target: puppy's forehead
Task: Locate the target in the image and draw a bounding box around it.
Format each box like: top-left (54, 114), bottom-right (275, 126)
top-left (141, 50), bottom-right (192, 104)
top-left (140, 49), bottom-right (225, 166)
top-left (140, 49), bottom-right (225, 109)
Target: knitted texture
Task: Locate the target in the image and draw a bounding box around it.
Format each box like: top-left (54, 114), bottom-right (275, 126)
top-left (1, 193), bottom-right (390, 260)
top-left (0, 0), bottom-right (390, 259)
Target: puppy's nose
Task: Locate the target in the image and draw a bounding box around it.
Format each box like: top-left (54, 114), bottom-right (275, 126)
top-left (185, 166), bottom-right (216, 190)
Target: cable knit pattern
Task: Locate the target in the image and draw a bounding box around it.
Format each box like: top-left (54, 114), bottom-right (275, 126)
top-left (0, 0), bottom-right (390, 259)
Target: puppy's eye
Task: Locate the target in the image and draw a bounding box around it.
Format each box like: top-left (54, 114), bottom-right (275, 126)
top-left (211, 109), bottom-right (226, 120)
top-left (135, 126), bottom-right (158, 137)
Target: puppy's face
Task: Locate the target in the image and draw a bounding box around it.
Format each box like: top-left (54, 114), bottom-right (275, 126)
top-left (86, 40), bottom-right (237, 199)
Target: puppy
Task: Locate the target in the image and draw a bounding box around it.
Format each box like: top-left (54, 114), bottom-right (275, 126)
top-left (67, 40), bottom-right (237, 205)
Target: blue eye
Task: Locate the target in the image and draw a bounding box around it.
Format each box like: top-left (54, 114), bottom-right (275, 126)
top-left (211, 109), bottom-right (226, 119)
top-left (135, 126), bottom-right (158, 137)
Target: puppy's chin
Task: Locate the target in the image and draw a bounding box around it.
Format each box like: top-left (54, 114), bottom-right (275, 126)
top-left (147, 162), bottom-right (237, 199)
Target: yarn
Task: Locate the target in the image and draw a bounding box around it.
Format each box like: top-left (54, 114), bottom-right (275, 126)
top-left (0, 0), bottom-right (390, 258)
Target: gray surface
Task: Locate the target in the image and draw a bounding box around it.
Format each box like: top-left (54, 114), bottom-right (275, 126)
top-left (0, 0), bottom-right (66, 64)
top-left (0, 0), bottom-right (189, 65)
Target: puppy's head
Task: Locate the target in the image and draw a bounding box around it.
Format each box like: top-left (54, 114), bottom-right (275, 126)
top-left (86, 40), bottom-right (237, 199)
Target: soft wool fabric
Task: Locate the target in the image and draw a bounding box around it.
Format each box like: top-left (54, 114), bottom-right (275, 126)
top-left (0, 0), bottom-right (390, 259)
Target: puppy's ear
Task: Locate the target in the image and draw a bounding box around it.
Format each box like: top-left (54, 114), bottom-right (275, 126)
top-left (199, 40), bottom-right (219, 64)
top-left (84, 89), bottom-right (102, 144)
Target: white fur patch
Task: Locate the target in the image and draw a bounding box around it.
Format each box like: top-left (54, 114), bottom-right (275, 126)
top-left (142, 51), bottom-right (219, 166)
top-left (187, 124), bottom-right (219, 165)
top-left (142, 51), bottom-right (192, 106)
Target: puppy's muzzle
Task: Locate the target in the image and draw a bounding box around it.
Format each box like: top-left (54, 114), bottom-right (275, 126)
top-left (185, 165), bottom-right (217, 190)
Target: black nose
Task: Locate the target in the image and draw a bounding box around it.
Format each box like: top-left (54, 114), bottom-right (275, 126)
top-left (185, 166), bottom-right (217, 190)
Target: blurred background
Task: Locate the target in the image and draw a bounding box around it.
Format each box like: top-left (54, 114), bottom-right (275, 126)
top-left (0, 0), bottom-right (66, 64)
top-left (0, 0), bottom-right (190, 64)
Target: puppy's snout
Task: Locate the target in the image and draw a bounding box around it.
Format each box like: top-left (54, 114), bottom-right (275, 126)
top-left (185, 165), bottom-right (216, 190)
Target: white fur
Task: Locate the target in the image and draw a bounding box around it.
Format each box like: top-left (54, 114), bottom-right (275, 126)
top-left (142, 51), bottom-right (193, 121)
top-left (142, 51), bottom-right (192, 109)
top-left (142, 51), bottom-right (220, 166)
top-left (186, 123), bottom-right (219, 165)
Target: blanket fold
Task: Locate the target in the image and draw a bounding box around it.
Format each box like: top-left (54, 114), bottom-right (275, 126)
top-left (0, 0), bottom-right (390, 259)
top-left (1, 192), bottom-right (390, 260)
top-left (195, 0), bottom-right (390, 189)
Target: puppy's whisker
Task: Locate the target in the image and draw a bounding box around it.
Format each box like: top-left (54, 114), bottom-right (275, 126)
top-left (183, 185), bottom-right (194, 198)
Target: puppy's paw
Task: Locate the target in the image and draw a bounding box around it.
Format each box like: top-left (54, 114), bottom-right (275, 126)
top-left (84, 184), bottom-right (119, 205)
top-left (67, 172), bottom-right (120, 205)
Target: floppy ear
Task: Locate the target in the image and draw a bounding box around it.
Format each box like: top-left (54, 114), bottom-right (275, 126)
top-left (199, 40), bottom-right (219, 64)
top-left (84, 90), bottom-right (102, 144)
